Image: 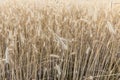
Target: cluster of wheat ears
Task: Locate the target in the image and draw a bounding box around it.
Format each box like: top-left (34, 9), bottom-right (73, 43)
top-left (0, 0), bottom-right (120, 80)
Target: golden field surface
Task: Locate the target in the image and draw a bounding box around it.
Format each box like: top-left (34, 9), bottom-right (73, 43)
top-left (0, 0), bottom-right (120, 80)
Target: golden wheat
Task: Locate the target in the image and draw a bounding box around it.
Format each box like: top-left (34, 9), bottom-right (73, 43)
top-left (0, 0), bottom-right (120, 80)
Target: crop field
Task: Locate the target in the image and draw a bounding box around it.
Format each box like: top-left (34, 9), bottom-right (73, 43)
top-left (0, 0), bottom-right (120, 80)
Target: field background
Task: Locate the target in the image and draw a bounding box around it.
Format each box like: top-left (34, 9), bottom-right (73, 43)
top-left (0, 0), bottom-right (120, 80)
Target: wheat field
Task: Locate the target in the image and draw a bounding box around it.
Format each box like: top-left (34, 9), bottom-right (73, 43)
top-left (0, 0), bottom-right (120, 80)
